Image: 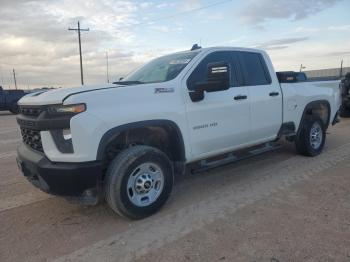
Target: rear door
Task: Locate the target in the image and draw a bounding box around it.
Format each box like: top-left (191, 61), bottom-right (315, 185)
top-left (237, 51), bottom-right (282, 142)
top-left (184, 51), bottom-right (251, 158)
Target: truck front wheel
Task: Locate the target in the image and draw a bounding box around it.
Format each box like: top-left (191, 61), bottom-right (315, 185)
top-left (104, 145), bottom-right (174, 219)
top-left (295, 116), bottom-right (326, 157)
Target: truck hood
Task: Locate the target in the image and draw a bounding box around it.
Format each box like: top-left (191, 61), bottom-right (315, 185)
top-left (18, 84), bottom-right (119, 106)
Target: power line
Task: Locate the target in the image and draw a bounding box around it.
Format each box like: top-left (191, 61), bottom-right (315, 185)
top-left (106, 51), bottom-right (110, 83)
top-left (69, 21), bottom-right (90, 85)
top-left (0, 66), bottom-right (4, 87)
top-left (138, 0), bottom-right (232, 25)
top-left (340, 59), bottom-right (343, 77)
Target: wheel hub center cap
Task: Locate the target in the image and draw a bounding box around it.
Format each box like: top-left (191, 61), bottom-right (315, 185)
top-left (144, 181), bottom-right (151, 190)
top-left (135, 173), bottom-right (153, 194)
top-left (310, 123), bottom-right (322, 149)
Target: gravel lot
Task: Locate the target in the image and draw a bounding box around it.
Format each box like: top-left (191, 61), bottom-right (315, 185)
top-left (1, 111), bottom-right (350, 262)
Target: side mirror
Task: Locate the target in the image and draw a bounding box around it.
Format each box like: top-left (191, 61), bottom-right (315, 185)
top-left (207, 62), bottom-right (230, 82)
top-left (189, 61), bottom-right (230, 102)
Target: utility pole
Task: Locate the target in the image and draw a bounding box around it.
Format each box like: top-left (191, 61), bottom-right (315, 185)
top-left (69, 21), bottom-right (89, 85)
top-left (106, 51), bottom-right (110, 83)
top-left (340, 59), bottom-right (343, 78)
top-left (299, 64), bottom-right (306, 72)
top-left (0, 69), bottom-right (4, 87)
top-left (13, 69), bottom-right (18, 90)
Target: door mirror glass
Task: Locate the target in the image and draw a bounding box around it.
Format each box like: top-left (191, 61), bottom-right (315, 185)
top-left (196, 62), bottom-right (230, 92)
top-left (207, 62), bottom-right (230, 83)
top-left (194, 61), bottom-right (230, 93)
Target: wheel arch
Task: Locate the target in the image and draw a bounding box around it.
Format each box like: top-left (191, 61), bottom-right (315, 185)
top-left (96, 120), bottom-right (186, 163)
top-left (297, 100), bottom-right (331, 134)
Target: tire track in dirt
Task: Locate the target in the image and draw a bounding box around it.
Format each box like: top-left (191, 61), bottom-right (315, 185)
top-left (0, 138), bottom-right (20, 145)
top-left (0, 151), bottom-right (17, 160)
top-left (0, 128), bottom-right (19, 135)
top-left (0, 191), bottom-right (52, 212)
top-left (54, 142), bottom-right (350, 262)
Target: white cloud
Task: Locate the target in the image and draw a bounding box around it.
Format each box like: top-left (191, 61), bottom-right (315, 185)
top-left (180, 0), bottom-right (201, 11)
top-left (295, 24), bottom-right (350, 33)
top-left (40, 0), bottom-right (138, 42)
top-left (268, 39), bottom-right (350, 71)
top-left (0, 0), bottom-right (348, 89)
top-left (295, 26), bottom-right (321, 33)
top-left (148, 25), bottom-right (170, 33)
top-left (253, 37), bottom-right (309, 50)
top-left (0, 0), bottom-right (144, 88)
top-left (139, 2), bottom-right (153, 9)
top-left (239, 0), bottom-right (341, 26)
top-left (327, 24), bottom-right (350, 31)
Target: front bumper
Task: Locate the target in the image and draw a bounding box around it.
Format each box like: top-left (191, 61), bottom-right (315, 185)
top-left (17, 143), bottom-right (103, 196)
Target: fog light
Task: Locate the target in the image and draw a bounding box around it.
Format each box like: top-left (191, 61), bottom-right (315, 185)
top-left (62, 129), bottom-right (72, 140)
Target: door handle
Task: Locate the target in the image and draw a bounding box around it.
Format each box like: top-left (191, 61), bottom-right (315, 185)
top-left (269, 91), bottom-right (279, 97)
top-left (234, 95), bottom-right (247, 100)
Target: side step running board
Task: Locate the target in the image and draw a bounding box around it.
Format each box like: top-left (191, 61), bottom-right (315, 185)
top-left (191, 142), bottom-right (282, 174)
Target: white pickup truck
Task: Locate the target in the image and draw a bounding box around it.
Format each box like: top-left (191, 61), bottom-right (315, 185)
top-left (16, 46), bottom-right (341, 219)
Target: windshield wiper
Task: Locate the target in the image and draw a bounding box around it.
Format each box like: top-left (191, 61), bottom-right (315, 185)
top-left (113, 80), bottom-right (144, 85)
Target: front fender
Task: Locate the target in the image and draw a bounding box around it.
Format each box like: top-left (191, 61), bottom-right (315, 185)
top-left (96, 120), bottom-right (186, 162)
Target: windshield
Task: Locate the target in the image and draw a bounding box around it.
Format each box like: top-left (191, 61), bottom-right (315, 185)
top-left (120, 51), bottom-right (200, 84)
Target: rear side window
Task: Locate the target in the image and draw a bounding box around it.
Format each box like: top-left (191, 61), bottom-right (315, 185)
top-left (238, 52), bottom-right (271, 86)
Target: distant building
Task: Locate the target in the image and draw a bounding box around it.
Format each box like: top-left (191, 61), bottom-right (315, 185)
top-left (304, 67), bottom-right (350, 81)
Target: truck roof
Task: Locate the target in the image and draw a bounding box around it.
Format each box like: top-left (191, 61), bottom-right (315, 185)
top-left (173, 46), bottom-right (267, 56)
top-left (199, 46), bottom-right (265, 53)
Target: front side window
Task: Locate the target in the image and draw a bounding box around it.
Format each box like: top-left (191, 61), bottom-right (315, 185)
top-left (187, 51), bottom-right (237, 90)
top-left (121, 51), bottom-right (200, 84)
top-left (238, 52), bottom-right (271, 86)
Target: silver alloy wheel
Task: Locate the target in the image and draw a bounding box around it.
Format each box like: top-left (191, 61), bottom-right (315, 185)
top-left (310, 122), bottom-right (323, 150)
top-left (126, 162), bottom-right (164, 207)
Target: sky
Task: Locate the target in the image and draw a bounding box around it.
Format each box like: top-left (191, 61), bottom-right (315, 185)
top-left (0, 0), bottom-right (349, 89)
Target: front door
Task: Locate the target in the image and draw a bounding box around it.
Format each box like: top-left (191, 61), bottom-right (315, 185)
top-left (184, 51), bottom-right (251, 158)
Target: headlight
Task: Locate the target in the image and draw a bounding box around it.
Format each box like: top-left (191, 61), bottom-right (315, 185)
top-left (46, 104), bottom-right (85, 153)
top-left (48, 103), bottom-right (86, 115)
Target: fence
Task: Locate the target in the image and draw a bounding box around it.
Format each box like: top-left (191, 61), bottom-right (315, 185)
top-left (304, 67), bottom-right (350, 81)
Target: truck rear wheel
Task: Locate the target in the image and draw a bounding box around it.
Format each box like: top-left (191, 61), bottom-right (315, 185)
top-left (104, 145), bottom-right (174, 219)
top-left (295, 116), bottom-right (326, 157)
top-left (339, 106), bottom-right (350, 117)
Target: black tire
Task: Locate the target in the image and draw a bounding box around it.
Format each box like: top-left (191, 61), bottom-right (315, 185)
top-left (9, 103), bottom-right (19, 114)
top-left (295, 116), bottom-right (326, 157)
top-left (104, 145), bottom-right (174, 219)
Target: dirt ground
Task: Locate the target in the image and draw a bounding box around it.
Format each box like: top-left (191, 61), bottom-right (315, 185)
top-left (1, 111), bottom-right (350, 262)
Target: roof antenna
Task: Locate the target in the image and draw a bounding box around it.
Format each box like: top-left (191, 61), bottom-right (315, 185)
top-left (191, 44), bottom-right (202, 51)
